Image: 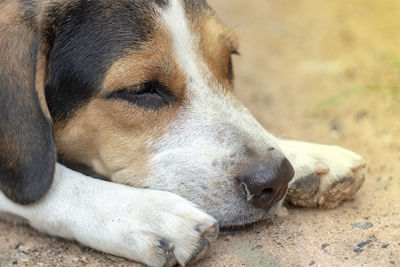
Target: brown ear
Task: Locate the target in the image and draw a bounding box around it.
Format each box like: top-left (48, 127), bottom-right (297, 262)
top-left (0, 12), bottom-right (55, 204)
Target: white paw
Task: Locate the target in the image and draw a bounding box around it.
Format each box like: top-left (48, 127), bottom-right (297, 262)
top-left (84, 189), bottom-right (218, 267)
top-left (279, 140), bottom-right (366, 208)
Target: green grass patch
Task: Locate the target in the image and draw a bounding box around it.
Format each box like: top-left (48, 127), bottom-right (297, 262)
top-left (312, 86), bottom-right (365, 115)
top-left (391, 56), bottom-right (400, 71)
top-left (312, 56), bottom-right (400, 115)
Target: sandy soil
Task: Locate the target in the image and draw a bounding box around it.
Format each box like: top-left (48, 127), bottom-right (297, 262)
top-left (1, 0), bottom-right (400, 266)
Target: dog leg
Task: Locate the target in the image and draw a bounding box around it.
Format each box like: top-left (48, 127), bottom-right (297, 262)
top-left (0, 163), bottom-right (218, 267)
top-left (278, 139), bottom-right (366, 208)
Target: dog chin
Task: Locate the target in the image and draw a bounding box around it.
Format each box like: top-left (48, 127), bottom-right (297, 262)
top-left (193, 195), bottom-right (284, 229)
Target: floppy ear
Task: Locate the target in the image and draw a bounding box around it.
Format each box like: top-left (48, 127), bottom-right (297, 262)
top-left (0, 18), bottom-right (55, 204)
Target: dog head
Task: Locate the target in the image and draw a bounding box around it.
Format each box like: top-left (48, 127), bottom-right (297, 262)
top-left (0, 0), bottom-right (294, 228)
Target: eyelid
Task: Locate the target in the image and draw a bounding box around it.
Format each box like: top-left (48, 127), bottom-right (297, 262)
top-left (104, 80), bottom-right (177, 107)
top-left (105, 80), bottom-right (156, 98)
top-left (104, 86), bottom-right (139, 99)
top-left (232, 50), bottom-right (240, 56)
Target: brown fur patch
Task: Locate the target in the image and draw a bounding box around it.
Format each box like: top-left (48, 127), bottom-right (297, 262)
top-left (35, 47), bottom-right (51, 119)
top-left (55, 97), bottom-right (179, 187)
top-left (0, 0), bottom-right (62, 120)
top-left (0, 1), bottom-right (21, 25)
top-left (0, 0), bottom-right (58, 204)
top-left (192, 9), bottom-right (239, 89)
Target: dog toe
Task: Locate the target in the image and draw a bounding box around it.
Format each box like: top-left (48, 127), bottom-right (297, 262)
top-left (286, 173), bottom-right (320, 204)
top-left (196, 221), bottom-right (219, 241)
top-left (318, 164), bottom-right (366, 208)
top-left (286, 159), bottom-right (366, 208)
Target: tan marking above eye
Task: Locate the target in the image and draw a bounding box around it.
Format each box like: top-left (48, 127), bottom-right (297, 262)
top-left (195, 10), bottom-right (240, 89)
top-left (102, 23), bottom-right (186, 100)
top-left (220, 29), bottom-right (240, 55)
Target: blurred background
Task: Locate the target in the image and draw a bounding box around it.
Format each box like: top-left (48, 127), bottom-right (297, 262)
top-left (204, 0), bottom-right (400, 266)
top-left (1, 0), bottom-right (399, 266)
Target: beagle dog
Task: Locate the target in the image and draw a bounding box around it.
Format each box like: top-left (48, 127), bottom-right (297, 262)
top-left (0, 0), bottom-right (366, 266)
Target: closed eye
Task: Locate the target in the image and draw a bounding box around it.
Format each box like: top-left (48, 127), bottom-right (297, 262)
top-left (106, 80), bottom-right (177, 110)
top-left (232, 50), bottom-right (240, 56)
top-left (228, 50), bottom-right (240, 85)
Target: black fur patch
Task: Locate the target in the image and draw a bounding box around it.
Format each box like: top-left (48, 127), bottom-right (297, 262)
top-left (59, 159), bottom-right (109, 181)
top-left (45, 0), bottom-right (159, 121)
top-left (20, 0), bottom-right (39, 28)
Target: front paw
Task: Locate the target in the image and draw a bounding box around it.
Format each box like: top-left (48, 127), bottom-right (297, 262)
top-left (85, 190), bottom-right (218, 267)
top-left (139, 192), bottom-right (219, 267)
top-left (283, 142), bottom-right (366, 208)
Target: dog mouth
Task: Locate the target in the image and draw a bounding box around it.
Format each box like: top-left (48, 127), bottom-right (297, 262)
top-left (211, 198), bottom-right (285, 229)
top-left (219, 218), bottom-right (274, 232)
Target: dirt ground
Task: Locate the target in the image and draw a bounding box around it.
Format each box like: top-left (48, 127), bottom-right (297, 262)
top-left (1, 0), bottom-right (400, 266)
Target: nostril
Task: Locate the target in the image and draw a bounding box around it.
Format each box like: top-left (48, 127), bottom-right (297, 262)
top-left (252, 188), bottom-right (276, 207)
top-left (261, 188), bottom-right (274, 197)
top-left (257, 188), bottom-right (275, 201)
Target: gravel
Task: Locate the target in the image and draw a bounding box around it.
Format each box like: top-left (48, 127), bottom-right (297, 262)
top-left (351, 222), bottom-right (373, 229)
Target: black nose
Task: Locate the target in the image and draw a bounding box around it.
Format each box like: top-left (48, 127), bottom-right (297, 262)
top-left (236, 158), bottom-right (295, 209)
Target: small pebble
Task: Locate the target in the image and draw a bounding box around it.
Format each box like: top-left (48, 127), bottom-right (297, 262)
top-left (15, 242), bottom-right (24, 250)
top-left (16, 252), bottom-right (29, 261)
top-left (331, 120), bottom-right (343, 132)
top-left (357, 240), bottom-right (371, 248)
top-left (321, 243), bottom-right (329, 249)
top-left (351, 222), bottom-right (373, 229)
top-left (370, 235), bottom-right (378, 242)
top-left (355, 111), bottom-right (368, 121)
top-left (251, 245), bottom-right (263, 251)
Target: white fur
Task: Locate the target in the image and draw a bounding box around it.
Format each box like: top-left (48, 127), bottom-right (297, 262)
top-left (0, 163), bottom-right (217, 267)
top-left (161, 0), bottom-right (206, 89)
